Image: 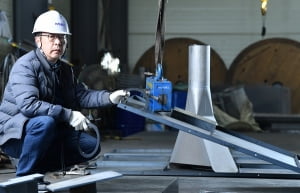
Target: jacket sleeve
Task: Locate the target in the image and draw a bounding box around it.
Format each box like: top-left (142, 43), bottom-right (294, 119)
top-left (9, 59), bottom-right (72, 123)
top-left (74, 80), bottom-right (112, 108)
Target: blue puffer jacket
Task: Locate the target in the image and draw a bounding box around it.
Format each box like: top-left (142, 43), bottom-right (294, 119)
top-left (0, 49), bottom-right (111, 145)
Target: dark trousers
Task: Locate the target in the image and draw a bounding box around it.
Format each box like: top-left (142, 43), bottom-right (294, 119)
top-left (1, 116), bottom-right (100, 176)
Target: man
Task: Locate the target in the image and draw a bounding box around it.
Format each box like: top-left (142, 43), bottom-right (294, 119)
top-left (0, 10), bottom-right (127, 178)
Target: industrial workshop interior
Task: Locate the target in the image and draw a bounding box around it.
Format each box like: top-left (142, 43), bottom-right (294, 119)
top-left (2, 0), bottom-right (300, 192)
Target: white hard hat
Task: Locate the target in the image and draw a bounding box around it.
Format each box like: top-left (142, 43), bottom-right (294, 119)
top-left (32, 10), bottom-right (71, 35)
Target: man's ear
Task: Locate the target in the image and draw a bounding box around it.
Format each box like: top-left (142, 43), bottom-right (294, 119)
top-left (35, 36), bottom-right (42, 48)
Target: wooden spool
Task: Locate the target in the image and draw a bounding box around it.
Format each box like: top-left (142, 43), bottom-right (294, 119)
top-left (228, 38), bottom-right (300, 113)
top-left (133, 38), bottom-right (227, 86)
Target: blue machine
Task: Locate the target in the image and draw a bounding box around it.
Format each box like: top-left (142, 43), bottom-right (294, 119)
top-left (146, 63), bottom-right (172, 112)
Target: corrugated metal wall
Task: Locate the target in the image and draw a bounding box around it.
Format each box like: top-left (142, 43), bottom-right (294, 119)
top-left (128, 0), bottom-right (300, 72)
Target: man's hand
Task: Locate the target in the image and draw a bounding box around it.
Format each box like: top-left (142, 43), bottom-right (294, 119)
top-left (69, 111), bottom-right (90, 131)
top-left (109, 90), bottom-right (129, 104)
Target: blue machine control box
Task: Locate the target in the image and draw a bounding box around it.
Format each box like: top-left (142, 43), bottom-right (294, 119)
top-left (146, 76), bottom-right (172, 112)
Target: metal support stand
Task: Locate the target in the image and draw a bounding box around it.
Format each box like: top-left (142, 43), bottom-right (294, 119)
top-left (170, 44), bottom-right (237, 173)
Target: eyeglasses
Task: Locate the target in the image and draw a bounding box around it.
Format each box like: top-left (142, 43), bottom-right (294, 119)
top-left (39, 34), bottom-right (67, 43)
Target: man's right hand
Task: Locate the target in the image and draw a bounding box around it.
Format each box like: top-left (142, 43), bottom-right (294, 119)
top-left (109, 90), bottom-right (130, 104)
top-left (69, 111), bottom-right (90, 131)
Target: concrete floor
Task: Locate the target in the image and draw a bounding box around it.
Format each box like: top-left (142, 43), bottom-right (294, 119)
top-left (1, 130), bottom-right (300, 192)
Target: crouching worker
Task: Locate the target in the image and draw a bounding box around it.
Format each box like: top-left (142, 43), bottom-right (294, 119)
top-left (0, 10), bottom-right (127, 178)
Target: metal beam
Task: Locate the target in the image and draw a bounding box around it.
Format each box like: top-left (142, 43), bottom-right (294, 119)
top-left (47, 171), bottom-right (122, 192)
top-left (117, 102), bottom-right (300, 174)
top-left (0, 173), bottom-right (44, 193)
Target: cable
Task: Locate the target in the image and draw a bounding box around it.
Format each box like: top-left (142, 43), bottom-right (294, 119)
top-left (77, 122), bottom-right (101, 159)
